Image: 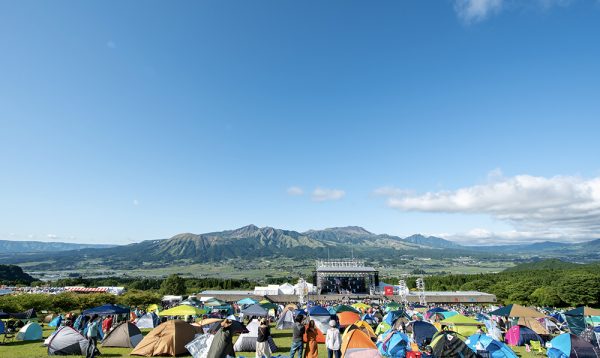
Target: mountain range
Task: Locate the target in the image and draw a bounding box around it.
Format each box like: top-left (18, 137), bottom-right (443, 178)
top-left (2, 225), bottom-right (599, 270)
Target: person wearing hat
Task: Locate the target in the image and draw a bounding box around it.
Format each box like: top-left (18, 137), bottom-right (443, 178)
top-left (207, 319), bottom-right (236, 358)
top-left (256, 318), bottom-right (272, 358)
top-left (325, 319), bottom-right (341, 358)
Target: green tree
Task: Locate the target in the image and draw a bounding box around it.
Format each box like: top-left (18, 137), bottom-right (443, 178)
top-left (160, 274), bottom-right (186, 295)
top-left (530, 286), bottom-right (562, 307)
top-left (557, 273), bottom-right (600, 306)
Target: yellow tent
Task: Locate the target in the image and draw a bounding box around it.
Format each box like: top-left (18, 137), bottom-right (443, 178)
top-left (158, 305), bottom-right (204, 317)
top-left (352, 303), bottom-right (370, 311)
top-left (440, 314), bottom-right (484, 337)
top-left (146, 304), bottom-right (160, 313)
top-left (343, 321), bottom-right (377, 340)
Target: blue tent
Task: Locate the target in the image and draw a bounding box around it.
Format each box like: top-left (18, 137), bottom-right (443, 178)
top-left (547, 333), bottom-right (599, 358)
top-left (237, 298), bottom-right (257, 306)
top-left (82, 304), bottom-right (129, 316)
top-left (362, 313), bottom-right (377, 324)
top-left (385, 310), bottom-right (408, 326)
top-left (466, 334), bottom-right (518, 358)
top-left (293, 309), bottom-right (307, 317)
top-left (327, 307), bottom-right (337, 315)
top-left (0, 320), bottom-right (5, 334)
top-left (49, 315), bottom-right (63, 327)
top-left (409, 321), bottom-right (438, 347)
top-left (308, 306), bottom-right (330, 316)
top-left (377, 330), bottom-right (411, 357)
top-left (17, 322), bottom-right (43, 341)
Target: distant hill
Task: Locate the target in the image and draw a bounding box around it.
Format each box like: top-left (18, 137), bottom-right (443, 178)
top-left (0, 240), bottom-right (115, 253)
top-left (3, 225), bottom-right (600, 271)
top-left (0, 264), bottom-right (36, 284)
top-left (403, 234), bottom-right (462, 248)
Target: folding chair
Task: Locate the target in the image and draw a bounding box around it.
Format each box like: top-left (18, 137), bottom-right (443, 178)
top-left (530, 340), bottom-right (545, 355)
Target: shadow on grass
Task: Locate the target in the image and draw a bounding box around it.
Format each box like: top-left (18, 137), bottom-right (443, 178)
top-left (0, 339), bottom-right (43, 346)
top-left (271, 332), bottom-right (290, 339)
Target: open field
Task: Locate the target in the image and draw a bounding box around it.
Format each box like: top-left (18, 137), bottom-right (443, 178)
top-left (0, 325), bottom-right (539, 358)
top-left (27, 257), bottom-right (515, 282)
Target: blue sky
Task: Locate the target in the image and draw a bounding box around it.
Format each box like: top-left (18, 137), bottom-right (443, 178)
top-left (1, 0), bottom-right (600, 245)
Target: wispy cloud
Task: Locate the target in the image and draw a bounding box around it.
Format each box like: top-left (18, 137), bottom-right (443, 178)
top-left (376, 171), bottom-right (600, 242)
top-left (454, 0), bottom-right (503, 23)
top-left (133, 199), bottom-right (139, 206)
top-left (286, 186), bottom-right (304, 196)
top-left (312, 187), bottom-right (346, 202)
top-left (453, 0), bottom-right (579, 23)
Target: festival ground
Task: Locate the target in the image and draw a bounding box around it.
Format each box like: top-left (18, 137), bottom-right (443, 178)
top-left (0, 326), bottom-right (538, 358)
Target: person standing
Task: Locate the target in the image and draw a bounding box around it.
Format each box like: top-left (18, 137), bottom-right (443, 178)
top-left (325, 320), bottom-right (341, 358)
top-left (256, 318), bottom-right (272, 358)
top-left (86, 314), bottom-right (101, 358)
top-left (304, 320), bottom-right (319, 358)
top-left (289, 316), bottom-right (305, 358)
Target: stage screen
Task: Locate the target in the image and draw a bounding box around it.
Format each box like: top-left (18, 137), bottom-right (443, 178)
top-left (321, 276), bottom-right (367, 294)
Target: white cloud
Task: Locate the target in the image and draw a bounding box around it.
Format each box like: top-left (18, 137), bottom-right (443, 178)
top-left (376, 172), bottom-right (600, 242)
top-left (106, 40), bottom-right (116, 49)
top-left (454, 0), bottom-right (503, 23)
top-left (453, 0), bottom-right (579, 23)
top-left (133, 199), bottom-right (139, 206)
top-left (311, 187), bottom-right (346, 202)
top-left (47, 234), bottom-right (57, 239)
top-left (286, 186), bottom-right (304, 196)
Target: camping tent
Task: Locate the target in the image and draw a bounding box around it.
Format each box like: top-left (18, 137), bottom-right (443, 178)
top-left (146, 304), bottom-right (160, 313)
top-left (47, 326), bottom-right (89, 356)
top-left (564, 307), bottom-right (600, 336)
top-left (344, 321), bottom-right (377, 340)
top-left (376, 329), bottom-right (410, 357)
top-left (49, 315), bottom-right (62, 327)
top-left (466, 334), bottom-right (518, 358)
top-left (101, 322), bottom-right (143, 348)
top-left (431, 331), bottom-right (478, 358)
top-left (276, 309), bottom-right (295, 330)
top-left (505, 325), bottom-right (544, 346)
top-left (338, 311), bottom-right (361, 328)
top-left (82, 304), bottom-right (129, 316)
top-left (240, 304), bottom-right (268, 317)
top-left (131, 320), bottom-right (200, 356)
top-left (440, 314), bottom-right (484, 337)
top-left (385, 310), bottom-right (409, 326)
top-left (237, 298), bottom-right (258, 306)
top-left (407, 321), bottom-right (438, 347)
top-left (341, 327), bottom-right (382, 358)
top-left (44, 313), bottom-right (58, 323)
top-left (517, 317), bottom-right (549, 335)
top-left (158, 305), bottom-right (205, 317)
top-left (136, 312), bottom-right (160, 329)
top-left (233, 319), bottom-right (278, 352)
top-left (308, 305), bottom-right (331, 316)
top-left (185, 333), bottom-right (215, 358)
top-left (489, 304), bottom-right (544, 318)
top-left (547, 333), bottom-right (600, 358)
top-left (0, 310), bottom-right (9, 319)
top-left (375, 321), bottom-right (391, 336)
top-left (336, 305), bottom-right (360, 314)
top-left (16, 322), bottom-right (43, 341)
top-left (10, 308), bottom-right (37, 320)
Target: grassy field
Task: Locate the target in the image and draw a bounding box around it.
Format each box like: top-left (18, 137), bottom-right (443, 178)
top-left (0, 325), bottom-right (539, 358)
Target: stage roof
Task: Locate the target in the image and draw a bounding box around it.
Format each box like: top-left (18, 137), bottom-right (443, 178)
top-left (316, 267), bottom-right (378, 273)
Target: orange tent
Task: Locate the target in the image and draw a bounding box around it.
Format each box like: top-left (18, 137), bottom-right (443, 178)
top-left (341, 328), bottom-right (381, 357)
top-left (343, 321), bottom-right (377, 340)
top-left (338, 311), bottom-right (360, 327)
top-left (131, 320), bottom-right (201, 356)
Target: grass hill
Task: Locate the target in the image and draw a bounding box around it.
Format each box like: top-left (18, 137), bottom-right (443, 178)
top-left (504, 258), bottom-right (581, 271)
top-left (0, 265), bottom-right (36, 285)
